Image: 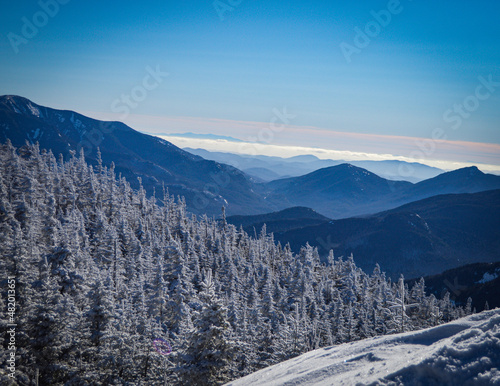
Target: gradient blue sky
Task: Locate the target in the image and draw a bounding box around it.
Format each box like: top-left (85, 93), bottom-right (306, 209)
top-left (1, 0), bottom-right (499, 169)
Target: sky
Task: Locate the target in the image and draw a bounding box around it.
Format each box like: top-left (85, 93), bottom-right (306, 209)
top-left (1, 0), bottom-right (499, 172)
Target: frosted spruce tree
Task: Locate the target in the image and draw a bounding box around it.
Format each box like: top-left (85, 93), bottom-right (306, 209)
top-left (177, 270), bottom-right (235, 385)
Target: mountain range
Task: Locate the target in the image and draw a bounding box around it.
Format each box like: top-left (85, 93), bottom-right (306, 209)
top-left (2, 95), bottom-right (500, 222)
top-left (263, 163), bottom-right (500, 219)
top-left (185, 147), bottom-right (444, 183)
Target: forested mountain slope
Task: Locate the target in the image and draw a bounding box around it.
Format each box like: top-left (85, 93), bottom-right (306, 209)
top-left (0, 95), bottom-right (275, 216)
top-left (0, 142), bottom-right (465, 385)
top-left (226, 206), bottom-right (330, 235)
top-left (274, 190), bottom-right (500, 280)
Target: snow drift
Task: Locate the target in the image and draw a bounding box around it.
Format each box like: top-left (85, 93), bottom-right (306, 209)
top-left (227, 309), bottom-right (500, 385)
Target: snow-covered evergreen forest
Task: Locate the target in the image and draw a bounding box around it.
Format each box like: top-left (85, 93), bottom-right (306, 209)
top-left (0, 141), bottom-right (467, 385)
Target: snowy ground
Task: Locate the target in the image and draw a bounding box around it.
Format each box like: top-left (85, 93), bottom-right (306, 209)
top-left (227, 309), bottom-right (500, 385)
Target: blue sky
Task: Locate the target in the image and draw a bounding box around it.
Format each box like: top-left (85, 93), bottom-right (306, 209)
top-left (1, 0), bottom-right (499, 170)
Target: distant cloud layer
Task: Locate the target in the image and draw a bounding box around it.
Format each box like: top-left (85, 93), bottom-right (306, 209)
top-left (84, 111), bottom-right (500, 174)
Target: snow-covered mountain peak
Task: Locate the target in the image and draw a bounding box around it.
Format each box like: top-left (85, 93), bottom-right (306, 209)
top-left (1, 95), bottom-right (43, 118)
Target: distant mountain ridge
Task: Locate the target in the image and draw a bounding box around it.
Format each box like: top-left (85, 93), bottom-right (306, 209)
top-left (264, 163), bottom-right (412, 218)
top-left (398, 166), bottom-right (500, 200)
top-left (262, 163), bottom-right (500, 219)
top-left (185, 147), bottom-right (444, 183)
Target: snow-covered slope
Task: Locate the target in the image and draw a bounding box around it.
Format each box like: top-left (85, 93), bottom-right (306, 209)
top-left (227, 309), bottom-right (500, 386)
